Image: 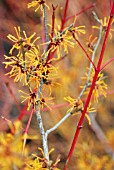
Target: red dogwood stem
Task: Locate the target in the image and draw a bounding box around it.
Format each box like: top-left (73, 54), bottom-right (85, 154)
top-left (64, 2), bottom-right (114, 169)
top-left (61, 0), bottom-right (70, 30)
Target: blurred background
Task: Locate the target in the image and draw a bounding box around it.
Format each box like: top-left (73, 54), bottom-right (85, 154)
top-left (0, 0), bottom-right (114, 169)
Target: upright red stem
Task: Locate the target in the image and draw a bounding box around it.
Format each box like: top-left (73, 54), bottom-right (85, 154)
top-left (64, 3), bottom-right (114, 169)
top-left (61, 0), bottom-right (70, 30)
top-left (110, 0), bottom-right (113, 10)
top-left (51, 5), bottom-right (57, 38)
top-left (97, 5), bottom-right (114, 70)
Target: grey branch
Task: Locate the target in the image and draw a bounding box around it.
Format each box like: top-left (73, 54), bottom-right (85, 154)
top-left (43, 4), bottom-right (49, 44)
top-left (35, 79), bottom-right (49, 161)
top-left (46, 112), bottom-right (71, 138)
top-left (36, 107), bottom-right (49, 161)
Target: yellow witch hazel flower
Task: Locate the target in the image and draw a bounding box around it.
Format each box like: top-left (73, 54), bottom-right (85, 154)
top-left (52, 32), bottom-right (74, 58)
top-left (86, 102), bottom-right (96, 125)
top-left (19, 90), bottom-right (37, 110)
top-left (48, 28), bottom-right (75, 59)
top-left (86, 34), bottom-right (98, 53)
top-left (69, 17), bottom-right (86, 39)
top-left (81, 68), bottom-right (107, 103)
top-left (25, 148), bottom-right (60, 170)
top-left (87, 102), bottom-right (96, 113)
top-left (25, 46), bottom-right (41, 67)
top-left (64, 96), bottom-right (94, 125)
top-left (19, 89), bottom-right (54, 110)
top-left (26, 49), bottom-right (58, 88)
top-left (92, 16), bottom-right (114, 39)
top-left (28, 0), bottom-right (49, 12)
top-left (64, 96), bottom-right (84, 113)
top-left (48, 18), bottom-right (85, 59)
top-left (3, 43), bottom-right (58, 89)
top-left (3, 54), bottom-right (28, 85)
top-left (7, 26), bottom-right (40, 55)
top-left (38, 94), bottom-right (54, 110)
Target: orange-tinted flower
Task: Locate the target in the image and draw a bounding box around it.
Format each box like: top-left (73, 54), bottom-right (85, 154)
top-left (3, 55), bottom-right (28, 85)
top-left (25, 148), bottom-right (60, 170)
top-left (64, 96), bottom-right (84, 113)
top-left (48, 30), bottom-right (75, 59)
top-left (69, 18), bottom-right (86, 39)
top-left (7, 26), bottom-right (39, 55)
top-left (19, 90), bottom-right (37, 110)
top-left (86, 34), bottom-right (98, 53)
top-left (64, 96), bottom-right (94, 125)
top-left (28, 0), bottom-right (49, 12)
top-left (81, 68), bottom-right (107, 103)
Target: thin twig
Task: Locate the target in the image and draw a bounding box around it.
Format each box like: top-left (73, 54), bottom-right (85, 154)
top-left (66, 3), bottom-right (96, 22)
top-left (100, 57), bottom-right (114, 71)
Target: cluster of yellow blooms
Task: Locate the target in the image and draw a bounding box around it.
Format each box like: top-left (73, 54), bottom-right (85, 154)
top-left (81, 68), bottom-right (107, 103)
top-left (3, 25), bottom-right (58, 110)
top-left (3, 2), bottom-right (86, 111)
